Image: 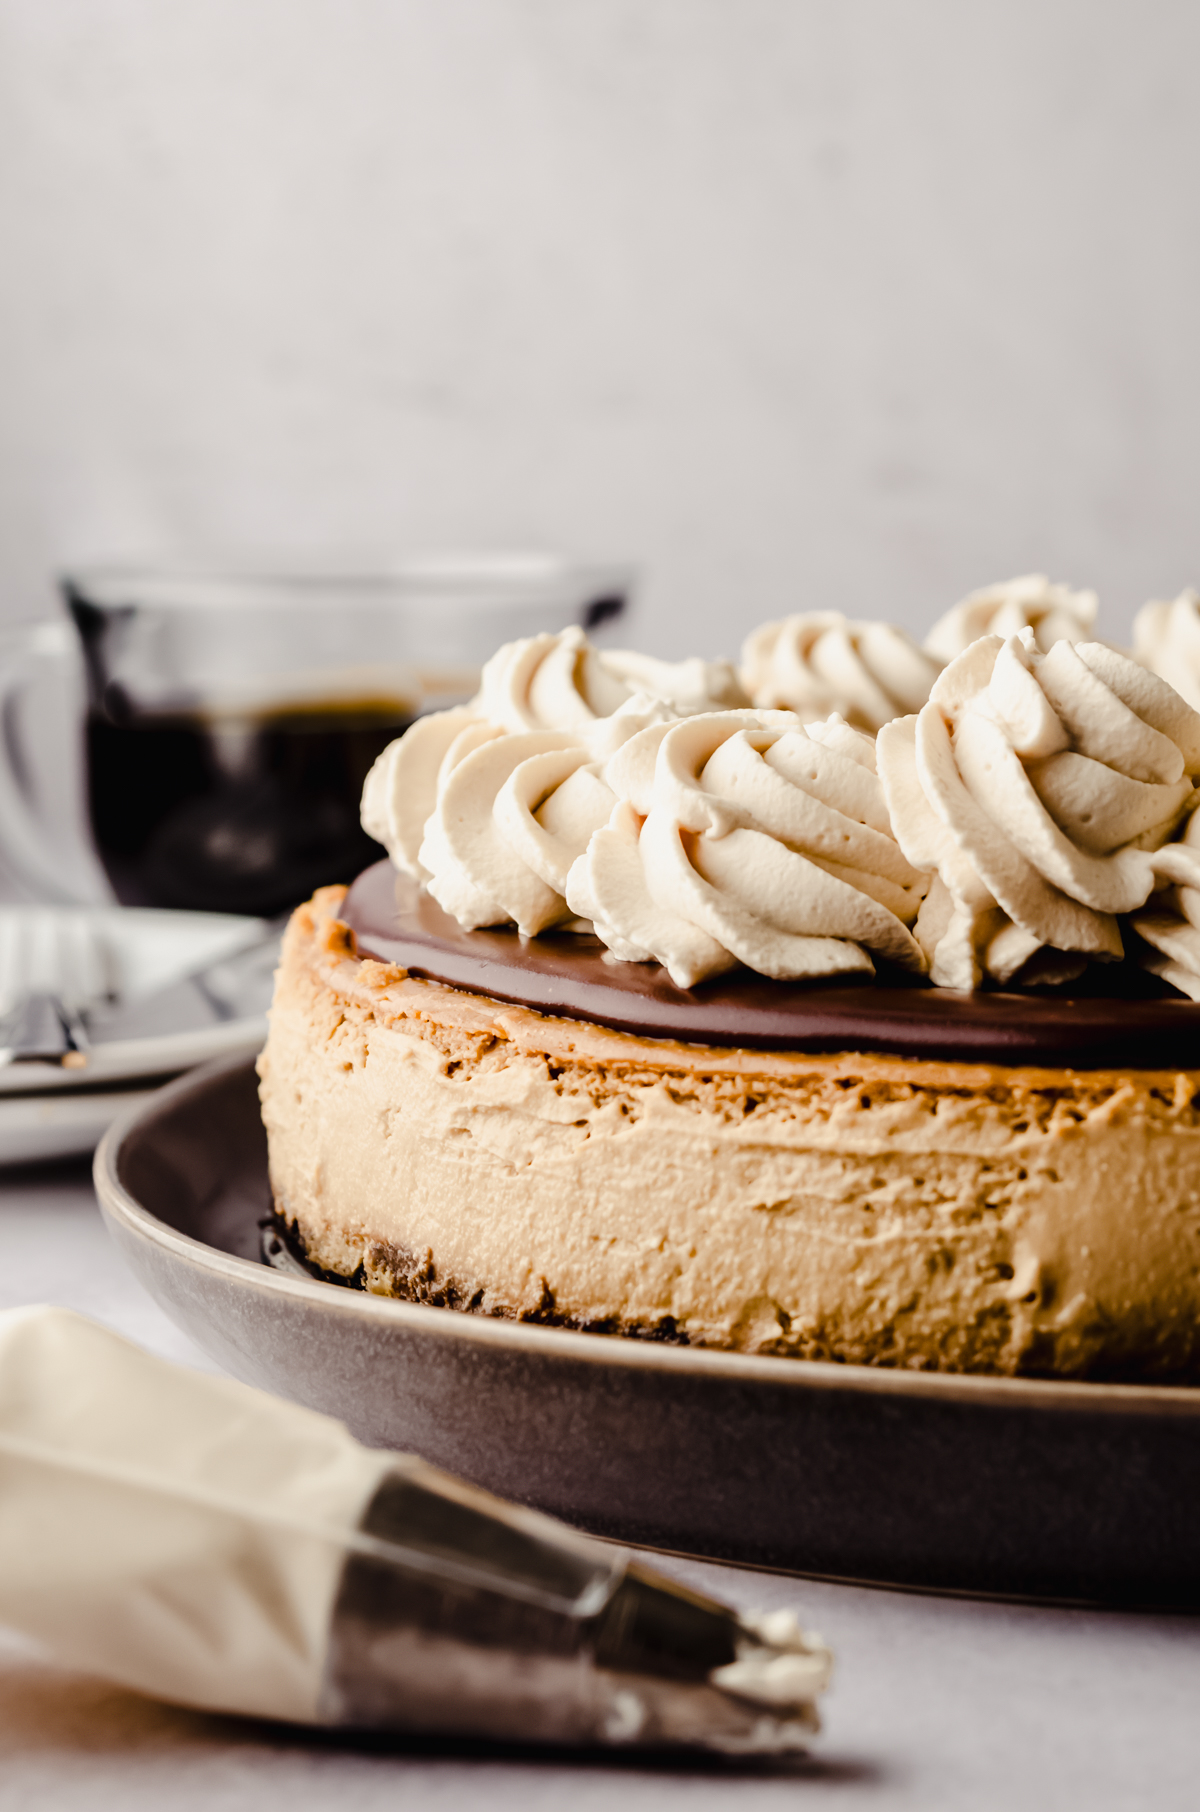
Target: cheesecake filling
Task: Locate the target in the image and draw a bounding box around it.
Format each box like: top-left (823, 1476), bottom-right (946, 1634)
top-left (258, 892), bottom-right (1200, 1380)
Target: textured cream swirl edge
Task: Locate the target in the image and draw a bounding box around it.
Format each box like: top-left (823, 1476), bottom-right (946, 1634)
top-left (565, 710), bottom-right (928, 989)
top-left (740, 611), bottom-right (942, 733)
top-left (877, 629), bottom-right (1200, 991)
top-left (1133, 589), bottom-right (1200, 715)
top-left (363, 620), bottom-right (1200, 998)
top-left (1131, 804), bottom-right (1200, 1000)
top-left (365, 696), bottom-right (929, 986)
top-left (361, 627), bottom-right (744, 880)
top-left (473, 624), bottom-right (747, 733)
top-left (924, 574), bottom-right (1098, 662)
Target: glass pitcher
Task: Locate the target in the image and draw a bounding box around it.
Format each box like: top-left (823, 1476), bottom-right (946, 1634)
top-left (0, 559), bottom-right (632, 915)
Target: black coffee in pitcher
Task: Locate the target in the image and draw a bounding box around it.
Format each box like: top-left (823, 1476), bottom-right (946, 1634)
top-left (66, 578), bottom-right (423, 917)
top-left (60, 562), bottom-right (628, 917)
top-left (85, 697), bottom-right (413, 917)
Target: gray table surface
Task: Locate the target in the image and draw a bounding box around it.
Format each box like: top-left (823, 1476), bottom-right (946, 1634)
top-left (0, 1158), bottom-right (1197, 1810)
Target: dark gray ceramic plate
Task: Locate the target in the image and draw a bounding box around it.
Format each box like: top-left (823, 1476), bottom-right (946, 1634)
top-left (95, 1053), bottom-right (1200, 1609)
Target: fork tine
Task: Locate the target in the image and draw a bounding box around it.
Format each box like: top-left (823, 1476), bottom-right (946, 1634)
top-left (0, 991), bottom-right (73, 1064)
top-left (0, 911), bottom-right (31, 1017)
top-left (0, 909), bottom-right (110, 1017)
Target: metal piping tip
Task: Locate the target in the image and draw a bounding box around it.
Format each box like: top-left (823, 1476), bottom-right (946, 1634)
top-left (585, 1563), bottom-right (830, 1752)
top-left (322, 1459), bottom-right (831, 1755)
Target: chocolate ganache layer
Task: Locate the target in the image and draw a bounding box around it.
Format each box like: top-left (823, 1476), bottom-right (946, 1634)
top-left (342, 859), bottom-right (1200, 1068)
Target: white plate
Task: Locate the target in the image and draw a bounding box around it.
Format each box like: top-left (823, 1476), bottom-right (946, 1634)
top-left (0, 1016), bottom-right (267, 1096)
top-left (0, 909), bottom-right (277, 1152)
top-left (0, 1085), bottom-right (168, 1165)
top-left (0, 1018), bottom-right (267, 1162)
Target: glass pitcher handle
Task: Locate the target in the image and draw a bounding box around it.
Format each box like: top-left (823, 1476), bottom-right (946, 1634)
top-left (0, 622), bottom-right (110, 904)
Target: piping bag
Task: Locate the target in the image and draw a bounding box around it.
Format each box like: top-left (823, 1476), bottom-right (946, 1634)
top-left (0, 1306), bottom-right (830, 1752)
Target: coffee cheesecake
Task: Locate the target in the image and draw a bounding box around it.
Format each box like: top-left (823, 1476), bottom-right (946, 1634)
top-left (258, 614), bottom-right (1200, 1380)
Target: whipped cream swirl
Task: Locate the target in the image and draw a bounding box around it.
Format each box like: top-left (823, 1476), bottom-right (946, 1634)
top-left (740, 612), bottom-right (942, 733)
top-left (925, 575), bottom-right (1098, 662)
top-left (566, 711), bottom-right (928, 988)
top-left (473, 626), bottom-right (746, 734)
top-left (1133, 590), bottom-right (1200, 714)
top-left (364, 654), bottom-right (929, 983)
top-left (362, 627), bottom-right (744, 894)
top-left (1131, 804), bottom-right (1200, 1001)
top-left (877, 630), bottom-right (1200, 990)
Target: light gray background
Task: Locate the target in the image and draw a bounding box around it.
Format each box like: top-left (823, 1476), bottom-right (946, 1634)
top-left (1, 0), bottom-right (1197, 656)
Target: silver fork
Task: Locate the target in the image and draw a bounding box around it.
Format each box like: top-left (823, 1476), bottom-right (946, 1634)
top-left (0, 992), bottom-right (89, 1067)
top-left (0, 909), bottom-right (108, 1068)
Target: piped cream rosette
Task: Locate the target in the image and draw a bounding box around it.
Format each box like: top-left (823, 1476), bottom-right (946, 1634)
top-left (364, 709), bottom-right (672, 937)
top-left (740, 611), bottom-right (942, 732)
top-left (362, 626), bottom-right (745, 909)
top-left (1131, 589), bottom-right (1200, 999)
top-left (471, 623), bottom-right (746, 733)
top-left (365, 674), bottom-right (928, 986)
top-left (877, 629), bottom-right (1200, 991)
top-left (1133, 589), bottom-right (1200, 714)
top-left (925, 574), bottom-right (1098, 662)
top-left (411, 722), bottom-right (629, 935)
top-left (1129, 808), bottom-right (1200, 999)
top-left (565, 711), bottom-right (928, 989)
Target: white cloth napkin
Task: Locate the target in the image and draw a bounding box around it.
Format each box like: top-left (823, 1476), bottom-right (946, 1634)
top-left (0, 1306), bottom-right (390, 1721)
